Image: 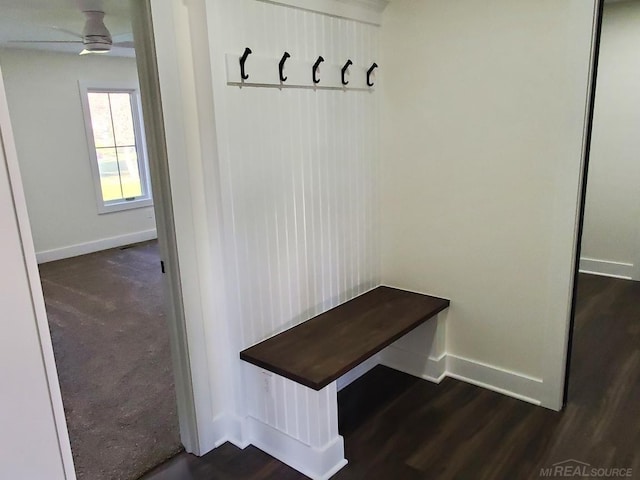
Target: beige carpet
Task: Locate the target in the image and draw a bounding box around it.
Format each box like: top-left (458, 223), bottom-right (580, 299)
top-left (39, 241), bottom-right (182, 480)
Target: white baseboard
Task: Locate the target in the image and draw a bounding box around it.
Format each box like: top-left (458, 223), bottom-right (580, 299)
top-left (379, 347), bottom-right (542, 406)
top-left (246, 416), bottom-right (347, 480)
top-left (446, 354), bottom-right (543, 406)
top-left (337, 354), bottom-right (380, 391)
top-left (213, 413), bottom-right (251, 450)
top-left (209, 413), bottom-right (235, 450)
top-left (380, 346), bottom-right (446, 383)
top-left (579, 257), bottom-right (634, 280)
top-left (36, 229), bottom-right (158, 264)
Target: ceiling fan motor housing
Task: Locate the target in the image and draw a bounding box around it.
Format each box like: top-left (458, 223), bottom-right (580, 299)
top-left (82, 10), bottom-right (112, 52)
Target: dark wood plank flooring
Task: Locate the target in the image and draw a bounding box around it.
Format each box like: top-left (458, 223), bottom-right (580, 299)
top-left (141, 274), bottom-right (640, 479)
top-left (240, 286), bottom-right (449, 390)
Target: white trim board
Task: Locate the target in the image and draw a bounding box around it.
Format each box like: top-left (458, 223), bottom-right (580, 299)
top-left (246, 416), bottom-right (347, 480)
top-left (256, 0), bottom-right (389, 25)
top-left (579, 257), bottom-right (634, 280)
top-left (445, 354), bottom-right (543, 406)
top-left (36, 228), bottom-right (158, 264)
top-left (380, 348), bottom-right (543, 407)
top-left (225, 53), bottom-right (377, 90)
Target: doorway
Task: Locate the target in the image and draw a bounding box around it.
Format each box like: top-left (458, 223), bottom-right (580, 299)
top-left (0, 1), bottom-right (194, 478)
top-left (37, 242), bottom-right (181, 479)
top-left (567, 0), bottom-right (640, 409)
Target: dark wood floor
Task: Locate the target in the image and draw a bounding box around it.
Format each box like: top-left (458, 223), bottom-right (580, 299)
top-left (141, 274), bottom-right (640, 480)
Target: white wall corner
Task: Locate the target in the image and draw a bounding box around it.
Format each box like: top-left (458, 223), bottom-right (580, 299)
top-left (35, 229), bottom-right (158, 264)
top-left (380, 347), bottom-right (446, 383)
top-left (213, 413), bottom-right (251, 449)
top-left (337, 354), bottom-right (381, 391)
top-left (378, 313), bottom-right (447, 382)
top-left (246, 416), bottom-right (347, 480)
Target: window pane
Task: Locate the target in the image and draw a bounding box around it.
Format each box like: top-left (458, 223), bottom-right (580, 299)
top-left (117, 146), bottom-right (143, 198)
top-left (87, 93), bottom-right (114, 148)
top-left (109, 93), bottom-right (136, 146)
top-left (96, 148), bottom-right (123, 201)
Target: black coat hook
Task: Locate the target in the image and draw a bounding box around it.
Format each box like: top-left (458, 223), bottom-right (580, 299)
top-left (279, 52), bottom-right (291, 83)
top-left (313, 56), bottom-right (325, 84)
top-left (341, 59), bottom-right (353, 86)
top-left (367, 62), bottom-right (378, 87)
top-left (240, 47), bottom-right (252, 80)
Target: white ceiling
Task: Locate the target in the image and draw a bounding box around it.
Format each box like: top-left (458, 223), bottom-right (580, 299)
top-left (0, 0), bottom-right (636, 58)
top-left (0, 0), bottom-right (134, 57)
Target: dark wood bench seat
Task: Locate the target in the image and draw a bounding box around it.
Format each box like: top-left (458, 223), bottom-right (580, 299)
top-left (240, 286), bottom-right (450, 390)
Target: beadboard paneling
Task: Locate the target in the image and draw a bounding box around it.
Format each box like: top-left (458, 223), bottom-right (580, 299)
top-left (210, 0), bottom-right (381, 349)
top-left (244, 364), bottom-right (339, 448)
top-left (207, 0), bottom-right (380, 452)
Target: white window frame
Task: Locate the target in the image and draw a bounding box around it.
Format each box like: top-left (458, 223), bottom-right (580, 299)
top-left (79, 81), bottom-right (153, 214)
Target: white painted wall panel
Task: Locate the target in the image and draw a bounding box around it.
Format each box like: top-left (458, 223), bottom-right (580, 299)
top-left (244, 364), bottom-right (339, 448)
top-left (206, 0), bottom-right (380, 449)
top-left (0, 65), bottom-right (73, 480)
top-left (581, 1), bottom-right (640, 280)
top-left (379, 0), bottom-right (597, 409)
top-left (0, 49), bottom-right (156, 259)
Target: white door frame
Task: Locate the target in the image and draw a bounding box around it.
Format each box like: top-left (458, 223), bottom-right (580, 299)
top-left (131, 0), bottom-right (235, 455)
top-left (131, 0), bottom-right (204, 454)
top-left (143, 0), bottom-right (236, 450)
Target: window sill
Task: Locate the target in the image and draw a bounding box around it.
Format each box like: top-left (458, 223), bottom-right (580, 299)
top-left (97, 198), bottom-right (153, 214)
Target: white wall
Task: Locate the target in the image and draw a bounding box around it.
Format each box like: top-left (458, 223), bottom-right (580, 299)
top-left (380, 0), bottom-right (597, 409)
top-left (580, 0), bottom-right (640, 280)
top-left (0, 65), bottom-right (74, 480)
top-left (0, 48), bottom-right (156, 262)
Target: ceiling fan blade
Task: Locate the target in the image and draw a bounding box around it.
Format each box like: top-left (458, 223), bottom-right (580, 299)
top-left (79, 49), bottom-right (110, 56)
top-left (49, 26), bottom-right (84, 40)
top-left (113, 41), bottom-right (135, 49)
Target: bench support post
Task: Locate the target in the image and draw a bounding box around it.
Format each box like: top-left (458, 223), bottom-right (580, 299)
top-left (242, 363), bottom-right (348, 480)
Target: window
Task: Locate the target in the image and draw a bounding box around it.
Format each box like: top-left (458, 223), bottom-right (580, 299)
top-left (79, 82), bottom-right (152, 213)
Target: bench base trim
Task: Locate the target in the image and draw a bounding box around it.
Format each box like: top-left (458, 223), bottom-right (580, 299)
top-left (246, 416), bottom-right (347, 480)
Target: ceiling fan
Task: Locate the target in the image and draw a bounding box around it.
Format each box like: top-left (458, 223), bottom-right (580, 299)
top-left (8, 3), bottom-right (134, 55)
